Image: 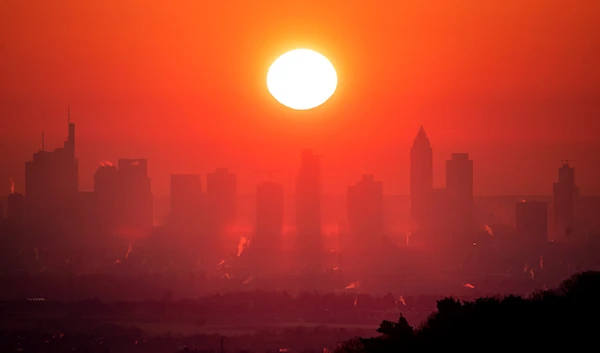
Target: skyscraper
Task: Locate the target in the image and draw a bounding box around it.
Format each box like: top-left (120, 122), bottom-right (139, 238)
top-left (206, 168), bottom-right (237, 230)
top-left (170, 174), bottom-right (203, 231)
top-left (295, 150), bottom-right (321, 238)
top-left (25, 108), bottom-right (78, 229)
top-left (116, 158), bottom-right (153, 232)
top-left (347, 174), bottom-right (384, 238)
top-left (7, 192), bottom-right (25, 222)
top-left (295, 149), bottom-right (322, 272)
top-left (410, 126), bottom-right (433, 228)
top-left (515, 200), bottom-right (548, 246)
top-left (446, 153), bottom-right (474, 239)
top-left (553, 162), bottom-right (579, 240)
top-left (94, 163), bottom-right (119, 230)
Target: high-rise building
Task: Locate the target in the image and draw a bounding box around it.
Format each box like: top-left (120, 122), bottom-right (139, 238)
top-left (515, 200), bottom-right (548, 245)
top-left (553, 162), bottom-right (579, 240)
top-left (206, 168), bottom-right (237, 230)
top-left (25, 108), bottom-right (78, 228)
top-left (446, 153), bottom-right (474, 238)
top-left (170, 174), bottom-right (203, 230)
top-left (94, 163), bottom-right (119, 229)
top-left (347, 174), bottom-right (384, 237)
top-left (410, 126), bottom-right (433, 228)
top-left (116, 158), bottom-right (153, 232)
top-left (7, 192), bottom-right (25, 222)
top-left (295, 149), bottom-right (323, 272)
top-left (256, 181), bottom-right (284, 239)
top-left (296, 149), bottom-right (321, 238)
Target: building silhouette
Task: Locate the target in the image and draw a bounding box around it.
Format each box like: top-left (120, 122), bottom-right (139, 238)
top-left (295, 150), bottom-right (322, 271)
top-left (115, 158), bottom-right (153, 233)
top-left (93, 163), bottom-right (119, 231)
top-left (446, 153), bottom-right (474, 241)
top-left (410, 126), bottom-right (433, 229)
top-left (296, 150), bottom-right (321, 238)
top-left (25, 109), bottom-right (78, 229)
top-left (347, 174), bottom-right (384, 239)
top-left (169, 174), bottom-right (203, 232)
top-left (553, 162), bottom-right (579, 240)
top-left (7, 192), bottom-right (25, 222)
top-left (515, 200), bottom-right (548, 245)
top-left (253, 180), bottom-right (284, 272)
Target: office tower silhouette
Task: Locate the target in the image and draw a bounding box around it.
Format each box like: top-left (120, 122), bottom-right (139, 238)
top-left (515, 200), bottom-right (548, 246)
top-left (253, 180), bottom-right (284, 272)
top-left (410, 126), bottom-right (433, 228)
top-left (25, 108), bottom-right (78, 229)
top-left (553, 162), bottom-right (579, 240)
top-left (116, 158), bottom-right (153, 233)
top-left (295, 150), bottom-right (322, 271)
top-left (169, 174), bottom-right (203, 232)
top-left (206, 168), bottom-right (237, 231)
top-left (446, 153), bottom-right (474, 241)
top-left (7, 192), bottom-right (25, 222)
top-left (347, 174), bottom-right (384, 240)
top-left (93, 163), bottom-right (119, 230)
top-left (296, 150), bottom-right (321, 237)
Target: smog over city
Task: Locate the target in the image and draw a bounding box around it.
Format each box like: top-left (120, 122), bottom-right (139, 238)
top-left (1, 1), bottom-right (599, 352)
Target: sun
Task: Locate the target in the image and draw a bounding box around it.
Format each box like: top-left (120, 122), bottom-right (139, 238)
top-left (267, 49), bottom-right (337, 110)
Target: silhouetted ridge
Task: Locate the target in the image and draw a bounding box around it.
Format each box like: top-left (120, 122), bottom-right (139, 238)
top-left (338, 271), bottom-right (600, 352)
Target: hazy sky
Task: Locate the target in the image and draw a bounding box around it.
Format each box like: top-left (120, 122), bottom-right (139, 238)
top-left (1, 0), bottom-right (599, 196)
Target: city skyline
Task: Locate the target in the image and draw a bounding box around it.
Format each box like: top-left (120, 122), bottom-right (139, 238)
top-left (2, 114), bottom-right (598, 199)
top-left (2, 2), bottom-right (600, 198)
top-left (1, 2), bottom-right (599, 350)
top-left (1, 113), bottom-right (590, 245)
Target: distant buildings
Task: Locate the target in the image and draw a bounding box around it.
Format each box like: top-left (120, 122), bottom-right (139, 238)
top-left (94, 163), bottom-right (119, 230)
top-left (90, 159), bottom-right (153, 234)
top-left (25, 109), bottom-right (78, 229)
top-left (295, 149), bottom-right (323, 271)
top-left (515, 200), bottom-right (548, 245)
top-left (12, 109), bottom-right (596, 268)
top-left (553, 162), bottom-right (579, 240)
top-left (116, 158), bottom-right (153, 232)
top-left (7, 192), bottom-right (25, 222)
top-left (446, 153), bottom-right (474, 238)
top-left (410, 126), bottom-right (433, 228)
top-left (347, 174), bottom-right (383, 237)
top-left (296, 150), bottom-right (322, 238)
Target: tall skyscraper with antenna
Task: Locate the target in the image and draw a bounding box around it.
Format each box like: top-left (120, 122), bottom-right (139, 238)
top-left (25, 107), bottom-right (79, 229)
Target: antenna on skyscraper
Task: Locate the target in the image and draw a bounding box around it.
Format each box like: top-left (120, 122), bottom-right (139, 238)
top-left (68, 106), bottom-right (71, 124)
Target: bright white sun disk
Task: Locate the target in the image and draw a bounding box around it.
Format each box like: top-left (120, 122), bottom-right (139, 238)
top-left (267, 49), bottom-right (337, 110)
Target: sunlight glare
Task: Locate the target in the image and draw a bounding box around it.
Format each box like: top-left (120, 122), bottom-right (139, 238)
top-left (267, 49), bottom-right (337, 110)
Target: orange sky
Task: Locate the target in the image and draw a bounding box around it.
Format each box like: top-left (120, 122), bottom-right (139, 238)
top-left (1, 0), bottom-right (599, 196)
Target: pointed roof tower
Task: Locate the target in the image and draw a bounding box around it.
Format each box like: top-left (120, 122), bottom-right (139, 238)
top-left (412, 126), bottom-right (431, 148)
